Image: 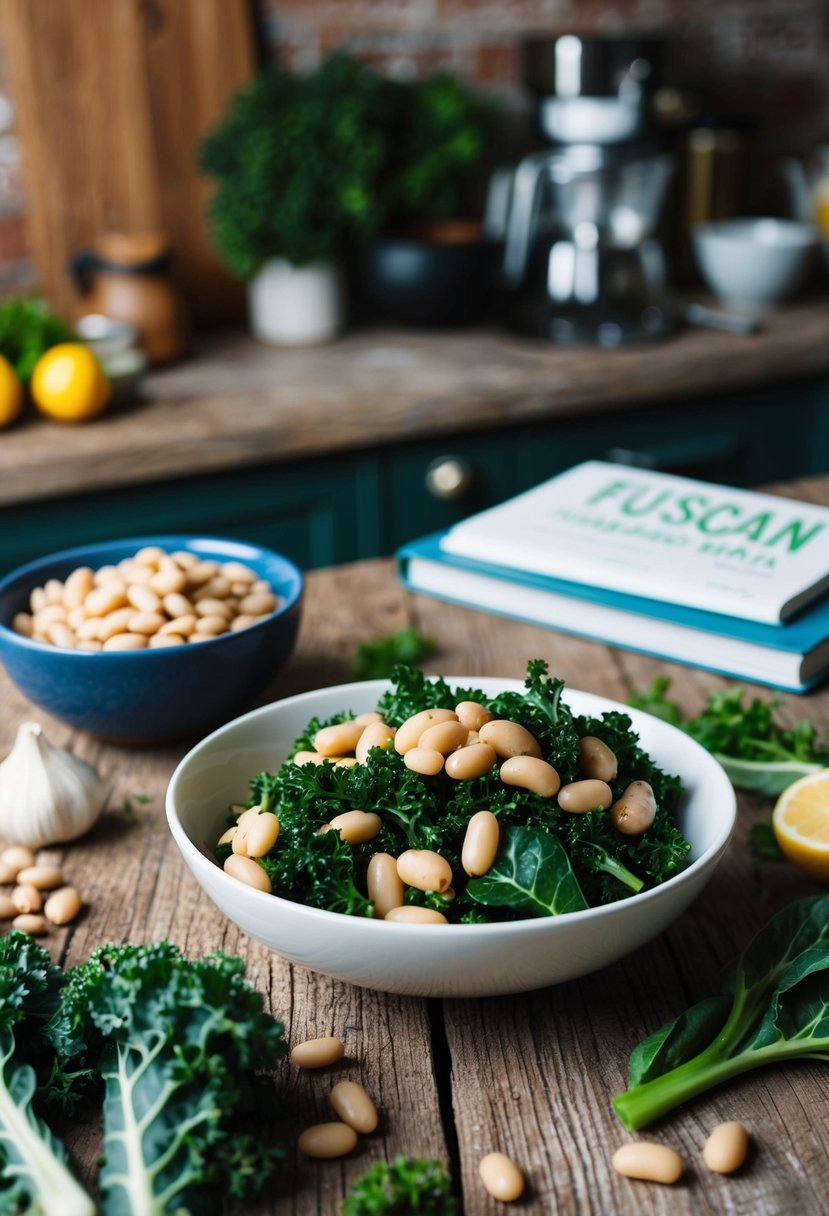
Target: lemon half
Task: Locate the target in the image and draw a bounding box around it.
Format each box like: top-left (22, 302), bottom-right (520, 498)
top-left (772, 769), bottom-right (829, 883)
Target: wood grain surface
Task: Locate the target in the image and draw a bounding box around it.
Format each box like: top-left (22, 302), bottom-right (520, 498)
top-left (0, 303), bottom-right (828, 507)
top-left (1, 481), bottom-right (829, 1214)
top-left (1, 0), bottom-right (256, 323)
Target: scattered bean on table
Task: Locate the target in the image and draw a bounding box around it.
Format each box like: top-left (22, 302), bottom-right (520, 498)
top-left (297, 1122), bottom-right (358, 1159)
top-left (290, 1036), bottom-right (346, 1069)
top-left (328, 1080), bottom-right (378, 1134)
top-left (703, 1122), bottom-right (750, 1174)
top-left (612, 1141), bottom-right (684, 1184)
top-left (478, 1151), bottom-right (526, 1202)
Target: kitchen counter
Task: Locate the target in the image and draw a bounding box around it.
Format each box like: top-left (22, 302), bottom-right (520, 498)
top-left (5, 473), bottom-right (829, 1215)
top-left (1, 301), bottom-right (829, 507)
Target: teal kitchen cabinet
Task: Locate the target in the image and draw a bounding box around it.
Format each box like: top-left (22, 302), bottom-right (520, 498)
top-left (385, 376), bottom-right (829, 549)
top-left (0, 456), bottom-right (374, 576)
top-left (519, 379), bottom-right (827, 488)
top-left (1, 375), bottom-right (827, 576)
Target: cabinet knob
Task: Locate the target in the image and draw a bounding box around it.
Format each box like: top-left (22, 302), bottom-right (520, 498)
top-left (425, 456), bottom-right (474, 501)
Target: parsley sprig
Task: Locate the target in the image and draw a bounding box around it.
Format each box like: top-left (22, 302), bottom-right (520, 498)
top-left (628, 676), bottom-right (829, 797)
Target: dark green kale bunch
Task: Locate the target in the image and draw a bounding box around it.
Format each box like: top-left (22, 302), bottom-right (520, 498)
top-left (223, 660), bottom-right (691, 924)
top-left (47, 940), bottom-right (287, 1215)
top-left (0, 932), bottom-right (95, 1216)
top-left (343, 1155), bottom-right (458, 1215)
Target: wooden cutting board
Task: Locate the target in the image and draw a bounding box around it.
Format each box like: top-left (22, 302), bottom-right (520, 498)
top-left (1, 0), bottom-right (260, 324)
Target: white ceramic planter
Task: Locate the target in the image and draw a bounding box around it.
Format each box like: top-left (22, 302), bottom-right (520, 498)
top-left (248, 258), bottom-right (344, 345)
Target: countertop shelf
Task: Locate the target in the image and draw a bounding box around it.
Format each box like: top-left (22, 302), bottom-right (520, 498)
top-left (1, 300), bottom-right (829, 509)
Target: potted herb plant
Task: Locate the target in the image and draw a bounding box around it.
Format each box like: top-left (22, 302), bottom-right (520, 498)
top-left (199, 54), bottom-right (388, 345)
top-left (356, 72), bottom-right (501, 327)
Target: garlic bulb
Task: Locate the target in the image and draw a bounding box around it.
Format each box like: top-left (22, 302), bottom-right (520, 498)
top-left (0, 722), bottom-right (106, 849)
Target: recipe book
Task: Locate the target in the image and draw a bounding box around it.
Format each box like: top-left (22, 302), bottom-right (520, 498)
top-left (437, 461), bottom-right (829, 626)
top-left (396, 531), bottom-right (829, 693)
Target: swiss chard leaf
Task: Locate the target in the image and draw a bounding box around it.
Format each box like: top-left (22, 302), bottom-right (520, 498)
top-left (746, 968), bottom-right (829, 1053)
top-left (614, 894), bottom-right (829, 1129)
top-left (735, 894), bottom-right (829, 1019)
top-left (467, 826), bottom-right (587, 917)
top-left (628, 996), bottom-right (731, 1087)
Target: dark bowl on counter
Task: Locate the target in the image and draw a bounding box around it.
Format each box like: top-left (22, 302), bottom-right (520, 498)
top-left (0, 536), bottom-right (303, 744)
top-left (355, 220), bottom-right (500, 327)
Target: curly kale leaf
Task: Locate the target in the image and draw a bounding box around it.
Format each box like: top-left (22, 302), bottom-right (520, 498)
top-left (686, 686), bottom-right (827, 764)
top-left (282, 711), bottom-right (358, 760)
top-left (343, 1155), bottom-right (458, 1216)
top-left (261, 812), bottom-right (374, 917)
top-left (577, 708), bottom-right (683, 810)
top-left (47, 941), bottom-right (286, 1216)
top-left (561, 710), bottom-right (687, 900)
top-left (0, 933), bottom-right (94, 1216)
top-left (232, 661), bottom-right (691, 923)
top-left (490, 660), bottom-right (581, 779)
top-left (255, 748), bottom-right (452, 914)
top-left (352, 627), bottom-right (436, 680)
top-left (376, 664), bottom-right (485, 727)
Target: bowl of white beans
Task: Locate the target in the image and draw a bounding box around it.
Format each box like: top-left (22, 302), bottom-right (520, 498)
top-left (0, 536), bottom-right (303, 743)
top-left (166, 676), bottom-right (735, 997)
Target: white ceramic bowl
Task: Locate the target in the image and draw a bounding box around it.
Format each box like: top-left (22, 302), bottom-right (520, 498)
top-left (166, 678), bottom-right (736, 997)
top-left (692, 217), bottom-right (819, 313)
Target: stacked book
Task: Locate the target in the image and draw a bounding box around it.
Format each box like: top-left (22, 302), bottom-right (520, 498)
top-left (397, 461), bottom-right (829, 693)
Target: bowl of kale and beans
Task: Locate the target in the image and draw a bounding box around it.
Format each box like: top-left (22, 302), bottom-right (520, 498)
top-left (166, 661), bottom-right (736, 996)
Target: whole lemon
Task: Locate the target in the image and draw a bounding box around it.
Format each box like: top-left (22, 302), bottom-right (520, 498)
top-left (31, 343), bottom-right (111, 423)
top-left (0, 353), bottom-right (23, 428)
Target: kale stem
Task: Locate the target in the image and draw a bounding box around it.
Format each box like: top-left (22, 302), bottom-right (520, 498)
top-left (614, 1037), bottom-right (829, 1130)
top-left (0, 1060), bottom-right (95, 1216)
top-left (614, 1049), bottom-right (755, 1130)
top-left (382, 806), bottom-right (419, 848)
top-left (579, 844), bottom-right (643, 894)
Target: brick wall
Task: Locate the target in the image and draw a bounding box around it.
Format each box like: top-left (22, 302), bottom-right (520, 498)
top-left (1, 0), bottom-right (827, 295)
top-left (262, 0), bottom-right (829, 159)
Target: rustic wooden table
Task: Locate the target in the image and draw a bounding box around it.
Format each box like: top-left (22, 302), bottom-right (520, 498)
top-left (3, 479), bottom-right (829, 1215)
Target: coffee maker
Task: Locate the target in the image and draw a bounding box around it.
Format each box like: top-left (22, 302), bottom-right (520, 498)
top-left (495, 35), bottom-right (676, 345)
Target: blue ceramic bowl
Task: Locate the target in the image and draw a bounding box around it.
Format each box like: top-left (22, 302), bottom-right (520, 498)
top-left (0, 536), bottom-right (303, 744)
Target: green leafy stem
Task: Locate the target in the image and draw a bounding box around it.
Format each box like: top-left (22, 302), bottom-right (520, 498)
top-left (614, 894), bottom-right (829, 1129)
